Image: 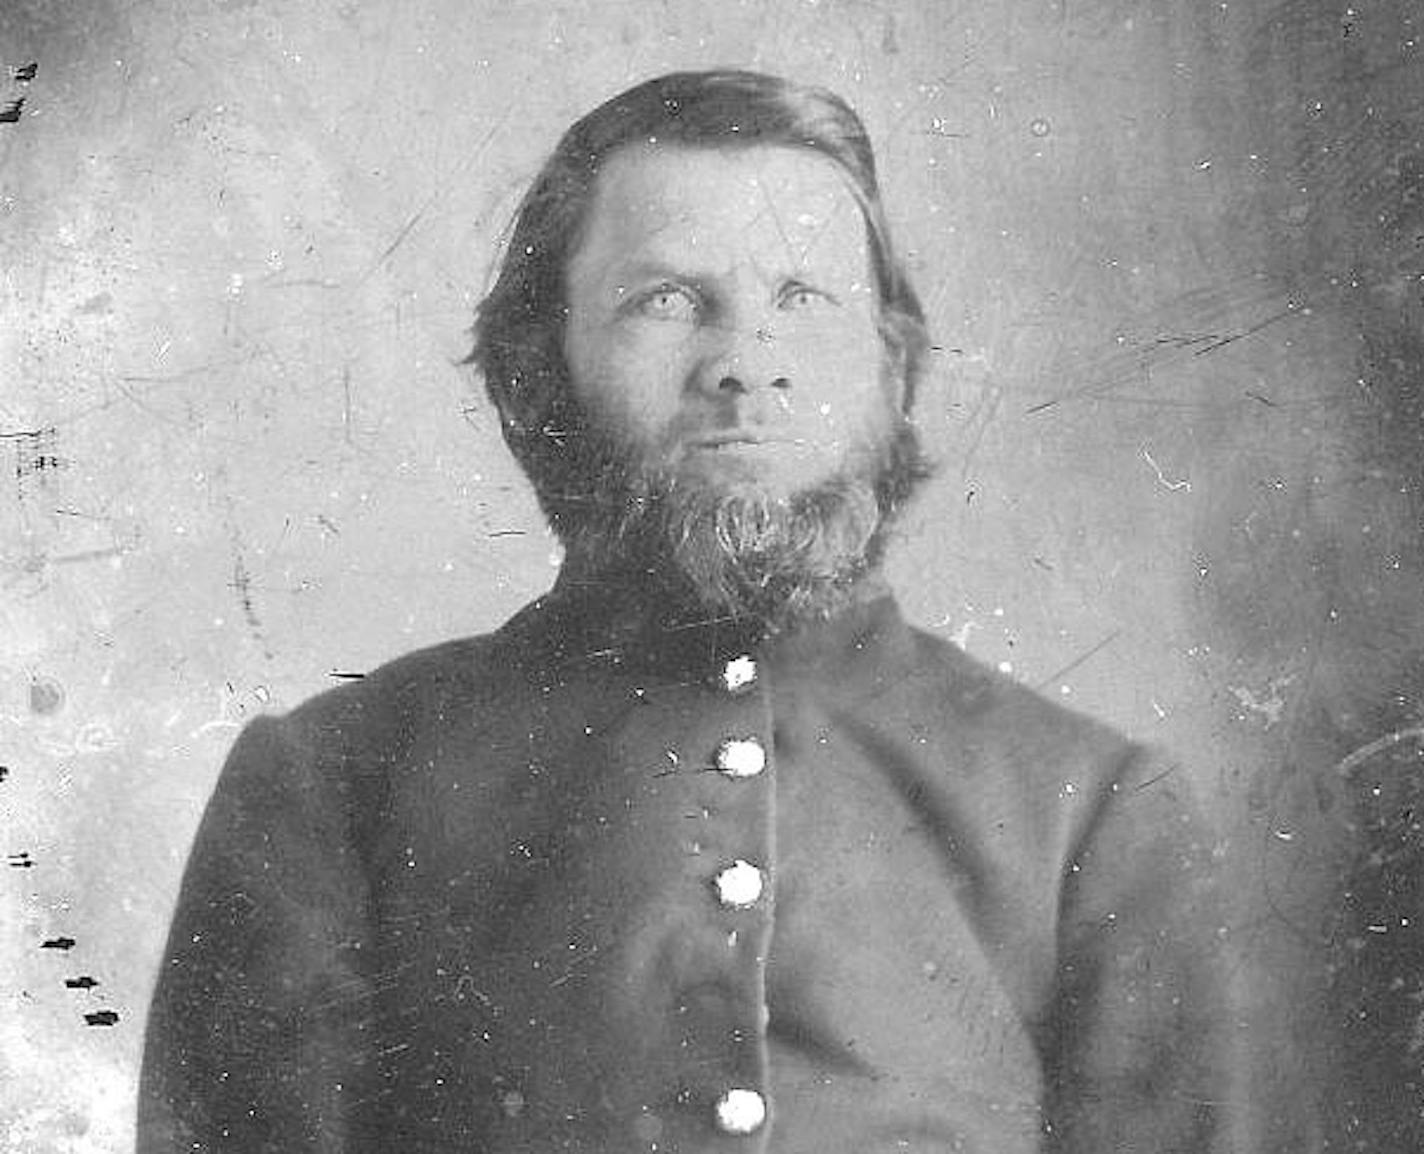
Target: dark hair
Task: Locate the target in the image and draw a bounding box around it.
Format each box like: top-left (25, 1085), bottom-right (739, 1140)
top-left (468, 69), bottom-right (930, 488)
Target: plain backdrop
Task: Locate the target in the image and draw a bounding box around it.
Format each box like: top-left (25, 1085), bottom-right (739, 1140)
top-left (2, 0), bottom-right (1421, 1148)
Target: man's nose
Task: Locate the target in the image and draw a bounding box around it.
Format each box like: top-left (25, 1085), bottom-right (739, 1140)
top-left (700, 322), bottom-right (793, 398)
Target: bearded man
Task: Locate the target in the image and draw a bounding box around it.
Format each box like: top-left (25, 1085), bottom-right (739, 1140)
top-left (138, 71), bottom-right (1244, 1152)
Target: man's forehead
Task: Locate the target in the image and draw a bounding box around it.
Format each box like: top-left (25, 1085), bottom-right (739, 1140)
top-left (578, 142), bottom-right (869, 272)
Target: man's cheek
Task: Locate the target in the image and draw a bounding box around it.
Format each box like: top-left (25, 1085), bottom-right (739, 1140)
top-left (795, 351), bottom-right (883, 402)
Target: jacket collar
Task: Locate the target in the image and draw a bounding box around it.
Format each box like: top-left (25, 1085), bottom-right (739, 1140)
top-left (496, 566), bottom-right (916, 691)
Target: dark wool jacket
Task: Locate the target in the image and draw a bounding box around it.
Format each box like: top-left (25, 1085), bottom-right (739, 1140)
top-left (138, 580), bottom-right (1237, 1152)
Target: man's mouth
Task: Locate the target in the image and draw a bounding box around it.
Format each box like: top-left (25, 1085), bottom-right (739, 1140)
top-left (688, 431), bottom-right (787, 450)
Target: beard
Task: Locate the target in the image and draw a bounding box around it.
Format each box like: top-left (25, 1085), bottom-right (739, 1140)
top-left (534, 393), bottom-right (930, 631)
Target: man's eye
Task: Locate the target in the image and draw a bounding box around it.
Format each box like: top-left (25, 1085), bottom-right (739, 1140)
top-left (633, 286), bottom-right (698, 320)
top-left (779, 283), bottom-right (834, 311)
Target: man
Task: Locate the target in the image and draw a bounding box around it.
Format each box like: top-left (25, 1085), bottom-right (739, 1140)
top-left (138, 70), bottom-right (1239, 1152)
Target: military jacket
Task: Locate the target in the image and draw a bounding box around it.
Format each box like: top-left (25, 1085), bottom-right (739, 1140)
top-left (138, 582), bottom-right (1235, 1152)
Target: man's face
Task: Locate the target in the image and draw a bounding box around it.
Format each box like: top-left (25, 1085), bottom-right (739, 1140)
top-left (563, 143), bottom-right (899, 500)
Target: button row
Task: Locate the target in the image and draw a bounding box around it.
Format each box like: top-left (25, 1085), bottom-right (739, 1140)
top-left (710, 657), bottom-right (767, 1138)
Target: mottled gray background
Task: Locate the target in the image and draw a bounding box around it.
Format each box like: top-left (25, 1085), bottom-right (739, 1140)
top-left (2, 0), bottom-right (1421, 1149)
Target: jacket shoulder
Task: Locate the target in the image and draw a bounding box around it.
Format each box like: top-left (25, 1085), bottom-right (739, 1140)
top-left (902, 624), bottom-right (1160, 791)
top-left (906, 626), bottom-right (1125, 738)
top-left (287, 632), bottom-right (490, 729)
top-left (239, 626), bottom-right (533, 784)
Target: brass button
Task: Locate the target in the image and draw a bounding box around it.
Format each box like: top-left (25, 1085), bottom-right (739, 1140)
top-left (714, 1088), bottom-right (767, 1134)
top-left (714, 737), bottom-right (766, 779)
top-left (713, 860), bottom-right (764, 908)
top-left (720, 655), bottom-right (758, 692)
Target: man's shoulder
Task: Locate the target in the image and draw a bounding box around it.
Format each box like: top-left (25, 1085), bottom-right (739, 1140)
top-left (276, 625), bottom-right (517, 748)
top-left (271, 586), bottom-right (582, 743)
top-left (901, 622), bottom-right (1145, 776)
top-left (891, 624), bottom-right (1195, 841)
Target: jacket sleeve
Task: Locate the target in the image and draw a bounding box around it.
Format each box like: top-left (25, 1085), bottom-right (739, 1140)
top-left (1040, 747), bottom-right (1238, 1153)
top-left (137, 714), bottom-right (379, 1153)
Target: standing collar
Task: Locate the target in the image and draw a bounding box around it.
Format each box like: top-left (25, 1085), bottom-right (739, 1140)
top-left (497, 567), bottom-right (915, 688)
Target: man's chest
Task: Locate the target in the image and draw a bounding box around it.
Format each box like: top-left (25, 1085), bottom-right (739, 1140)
top-left (357, 653), bottom-right (1062, 1151)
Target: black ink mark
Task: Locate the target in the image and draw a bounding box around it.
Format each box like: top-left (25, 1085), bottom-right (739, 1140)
top-left (65, 976), bottom-right (99, 989)
top-left (41, 937), bottom-right (76, 950)
top-left (231, 553), bottom-right (259, 629)
top-left (486, 529), bottom-right (526, 538)
top-left (84, 1010), bottom-right (119, 1027)
top-left (1134, 765), bottom-right (1180, 792)
top-left (358, 109), bottom-right (509, 284)
top-left (327, 671), bottom-right (367, 681)
top-left (8, 852), bottom-right (34, 868)
top-left (364, 204), bottom-right (430, 280)
top-left (0, 62), bottom-right (33, 125)
top-left (1023, 278), bottom-right (1303, 414)
top-left (221, 506), bottom-right (275, 662)
top-left (11, 427), bottom-right (61, 493)
top-left (1189, 305), bottom-right (1299, 357)
top-left (0, 765), bottom-right (8, 782)
top-left (1033, 630), bottom-right (1123, 691)
top-left (13, 440), bottom-right (58, 473)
